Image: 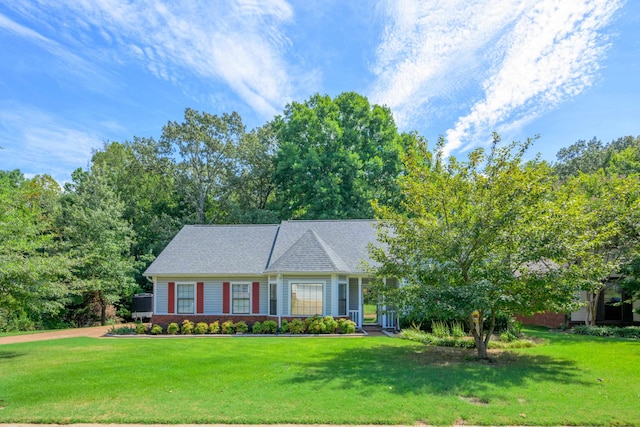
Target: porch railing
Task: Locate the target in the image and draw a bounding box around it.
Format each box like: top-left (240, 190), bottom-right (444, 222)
top-left (380, 309), bottom-right (397, 330)
top-left (348, 310), bottom-right (360, 327)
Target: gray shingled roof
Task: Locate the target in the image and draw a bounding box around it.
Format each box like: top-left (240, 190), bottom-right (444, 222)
top-left (143, 224), bottom-right (280, 275)
top-left (144, 220), bottom-right (379, 276)
top-left (265, 220), bottom-right (378, 273)
top-left (265, 229), bottom-right (351, 273)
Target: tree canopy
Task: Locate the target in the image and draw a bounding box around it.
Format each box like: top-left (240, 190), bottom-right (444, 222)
top-left (371, 134), bottom-right (578, 358)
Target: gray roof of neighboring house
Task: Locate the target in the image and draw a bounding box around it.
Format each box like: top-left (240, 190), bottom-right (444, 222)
top-left (143, 224), bottom-right (280, 276)
top-left (144, 220), bottom-right (379, 277)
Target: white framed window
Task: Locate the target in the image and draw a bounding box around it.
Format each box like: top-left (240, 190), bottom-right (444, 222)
top-left (269, 283), bottom-right (277, 315)
top-left (177, 283), bottom-right (195, 314)
top-left (338, 282), bottom-right (347, 316)
top-left (232, 283), bottom-right (250, 314)
top-left (291, 283), bottom-right (323, 316)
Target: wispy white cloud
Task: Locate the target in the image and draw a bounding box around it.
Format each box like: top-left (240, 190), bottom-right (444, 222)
top-left (0, 105), bottom-right (103, 182)
top-left (370, 0), bottom-right (623, 156)
top-left (2, 0), bottom-right (302, 119)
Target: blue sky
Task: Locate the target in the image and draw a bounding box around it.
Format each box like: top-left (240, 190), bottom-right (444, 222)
top-left (0, 0), bottom-right (638, 183)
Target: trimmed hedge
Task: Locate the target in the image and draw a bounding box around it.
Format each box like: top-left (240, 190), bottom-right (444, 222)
top-left (572, 325), bottom-right (640, 339)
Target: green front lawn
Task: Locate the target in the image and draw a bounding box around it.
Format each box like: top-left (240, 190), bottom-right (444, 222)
top-left (0, 329), bottom-right (638, 425)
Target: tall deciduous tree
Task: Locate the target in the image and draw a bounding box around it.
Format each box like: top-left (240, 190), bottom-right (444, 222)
top-left (274, 92), bottom-right (405, 219)
top-left (0, 171), bottom-right (72, 330)
top-left (371, 135), bottom-right (576, 359)
top-left (555, 171), bottom-right (640, 325)
top-left (161, 108), bottom-right (244, 224)
top-left (60, 168), bottom-right (136, 325)
top-left (223, 123), bottom-right (280, 224)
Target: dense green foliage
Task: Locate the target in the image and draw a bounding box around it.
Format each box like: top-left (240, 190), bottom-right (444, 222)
top-left (572, 324), bottom-right (640, 338)
top-left (1, 89), bottom-right (638, 332)
top-left (0, 331), bottom-right (639, 425)
top-left (371, 134), bottom-right (577, 358)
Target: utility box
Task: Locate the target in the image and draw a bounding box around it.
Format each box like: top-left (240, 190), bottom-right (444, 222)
top-left (132, 293), bottom-right (153, 321)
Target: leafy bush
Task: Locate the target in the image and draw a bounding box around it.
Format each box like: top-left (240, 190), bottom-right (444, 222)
top-left (307, 316), bottom-right (326, 334)
top-left (167, 322), bottom-right (179, 335)
top-left (108, 325), bottom-right (136, 335)
top-left (340, 319), bottom-right (357, 334)
top-left (573, 325), bottom-right (640, 339)
top-left (181, 319), bottom-right (194, 334)
top-left (262, 320), bottom-right (277, 334)
top-left (289, 318), bottom-right (306, 334)
top-left (500, 331), bottom-right (518, 342)
top-left (135, 322), bottom-right (148, 334)
top-left (209, 321), bottom-right (220, 334)
top-left (235, 321), bottom-right (248, 333)
top-left (252, 321), bottom-right (262, 334)
top-left (280, 319), bottom-right (290, 333)
top-left (221, 320), bottom-right (235, 334)
top-left (194, 322), bottom-right (208, 334)
top-left (150, 324), bottom-right (163, 335)
top-left (323, 316), bottom-right (338, 333)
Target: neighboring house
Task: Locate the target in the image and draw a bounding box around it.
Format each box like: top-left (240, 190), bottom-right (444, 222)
top-left (518, 283), bottom-right (640, 328)
top-left (144, 220), bottom-right (399, 329)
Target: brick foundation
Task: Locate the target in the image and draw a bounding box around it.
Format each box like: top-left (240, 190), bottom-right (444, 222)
top-left (150, 314), bottom-right (352, 327)
top-left (516, 312), bottom-right (567, 328)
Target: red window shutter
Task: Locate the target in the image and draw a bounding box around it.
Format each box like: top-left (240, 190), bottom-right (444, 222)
top-left (168, 282), bottom-right (175, 314)
top-left (252, 282), bottom-right (260, 314)
top-left (196, 282), bottom-right (204, 314)
top-left (223, 282), bottom-right (230, 314)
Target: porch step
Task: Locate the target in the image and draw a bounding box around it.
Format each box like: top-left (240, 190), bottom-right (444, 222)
top-left (362, 325), bottom-right (385, 336)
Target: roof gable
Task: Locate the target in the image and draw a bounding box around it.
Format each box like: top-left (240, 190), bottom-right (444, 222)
top-left (265, 229), bottom-right (351, 273)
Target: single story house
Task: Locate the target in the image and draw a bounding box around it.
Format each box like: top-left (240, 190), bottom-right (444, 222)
top-left (145, 219), bottom-right (639, 329)
top-left (144, 220), bottom-right (398, 329)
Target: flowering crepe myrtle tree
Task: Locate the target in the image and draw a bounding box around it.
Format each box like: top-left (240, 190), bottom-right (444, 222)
top-left (370, 134), bottom-right (578, 359)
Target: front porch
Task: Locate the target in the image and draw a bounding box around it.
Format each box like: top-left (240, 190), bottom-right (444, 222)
top-left (347, 277), bottom-right (399, 331)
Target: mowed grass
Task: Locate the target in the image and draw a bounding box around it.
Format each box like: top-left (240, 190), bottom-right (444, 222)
top-left (0, 329), bottom-right (639, 425)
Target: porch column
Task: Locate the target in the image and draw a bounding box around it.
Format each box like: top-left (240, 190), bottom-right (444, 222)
top-left (331, 274), bottom-right (338, 317)
top-left (358, 277), bottom-right (363, 328)
top-left (277, 273), bottom-right (283, 327)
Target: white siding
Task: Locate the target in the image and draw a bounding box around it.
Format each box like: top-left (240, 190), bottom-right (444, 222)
top-left (571, 291), bottom-right (588, 322)
top-left (348, 278), bottom-right (359, 311)
top-left (282, 282), bottom-right (290, 316)
top-left (204, 282), bottom-right (223, 314)
top-left (155, 282), bottom-right (168, 314)
top-left (260, 282), bottom-right (268, 314)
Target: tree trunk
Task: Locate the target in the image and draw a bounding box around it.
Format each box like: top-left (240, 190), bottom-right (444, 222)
top-left (585, 289), bottom-right (602, 326)
top-left (469, 311), bottom-right (489, 359)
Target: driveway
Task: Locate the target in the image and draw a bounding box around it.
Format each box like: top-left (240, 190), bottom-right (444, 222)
top-left (0, 325), bottom-right (113, 345)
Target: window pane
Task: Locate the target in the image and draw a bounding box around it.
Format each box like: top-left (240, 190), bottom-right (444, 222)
top-left (232, 284), bottom-right (250, 314)
top-left (291, 283), bottom-right (323, 316)
top-left (270, 283), bottom-right (277, 315)
top-left (177, 284), bottom-right (194, 298)
top-left (177, 284), bottom-right (194, 314)
top-left (338, 283), bottom-right (347, 316)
